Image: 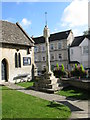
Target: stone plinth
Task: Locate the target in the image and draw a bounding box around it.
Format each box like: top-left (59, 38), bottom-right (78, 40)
top-left (33, 72), bottom-right (60, 93)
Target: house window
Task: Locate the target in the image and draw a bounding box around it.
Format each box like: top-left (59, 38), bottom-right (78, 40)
top-left (43, 57), bottom-right (45, 61)
top-left (42, 65), bottom-right (46, 70)
top-left (50, 44), bottom-right (54, 50)
top-left (58, 54), bottom-right (62, 60)
top-left (23, 57), bottom-right (31, 66)
top-left (51, 54), bottom-right (54, 60)
top-left (51, 65), bottom-right (54, 71)
top-left (39, 45), bottom-right (41, 52)
top-left (35, 56), bottom-right (37, 62)
top-left (38, 55), bottom-right (41, 61)
top-left (83, 46), bottom-right (88, 54)
top-left (58, 42), bottom-right (62, 49)
top-left (34, 46), bottom-right (38, 53)
top-left (71, 49), bottom-right (73, 55)
top-left (42, 46), bottom-right (45, 51)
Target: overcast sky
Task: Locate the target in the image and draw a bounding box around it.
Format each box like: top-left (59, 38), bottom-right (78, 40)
top-left (2, 0), bottom-right (88, 37)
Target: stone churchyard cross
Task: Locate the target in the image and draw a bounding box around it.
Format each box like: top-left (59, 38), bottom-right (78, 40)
top-left (33, 12), bottom-right (60, 93)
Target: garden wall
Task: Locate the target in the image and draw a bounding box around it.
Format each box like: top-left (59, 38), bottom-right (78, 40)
top-left (61, 78), bottom-right (90, 91)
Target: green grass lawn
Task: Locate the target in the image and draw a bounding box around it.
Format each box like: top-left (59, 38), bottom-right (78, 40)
top-left (17, 81), bottom-right (34, 88)
top-left (2, 86), bottom-right (71, 119)
top-left (57, 86), bottom-right (89, 100)
top-left (17, 81), bottom-right (89, 100)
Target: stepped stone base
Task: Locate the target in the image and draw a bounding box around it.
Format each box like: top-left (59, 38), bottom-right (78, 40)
top-left (33, 72), bottom-right (60, 93)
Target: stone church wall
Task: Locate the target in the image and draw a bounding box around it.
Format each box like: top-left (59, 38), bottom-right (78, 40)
top-left (0, 45), bottom-right (34, 83)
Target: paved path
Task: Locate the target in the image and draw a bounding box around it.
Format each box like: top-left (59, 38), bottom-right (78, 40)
top-left (2, 82), bottom-right (90, 119)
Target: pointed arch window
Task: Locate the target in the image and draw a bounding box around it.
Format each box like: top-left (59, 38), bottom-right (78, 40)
top-left (15, 52), bottom-right (21, 68)
top-left (15, 53), bottom-right (18, 68)
top-left (18, 53), bottom-right (21, 67)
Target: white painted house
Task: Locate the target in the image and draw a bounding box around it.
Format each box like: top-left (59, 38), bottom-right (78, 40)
top-left (70, 35), bottom-right (90, 69)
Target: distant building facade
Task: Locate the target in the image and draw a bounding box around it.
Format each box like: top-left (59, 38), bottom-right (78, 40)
top-left (33, 30), bottom-right (74, 73)
top-left (0, 20), bottom-right (35, 83)
top-left (70, 35), bottom-right (90, 69)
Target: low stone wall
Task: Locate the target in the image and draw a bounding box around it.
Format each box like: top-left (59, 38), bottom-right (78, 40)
top-left (61, 77), bottom-right (90, 91)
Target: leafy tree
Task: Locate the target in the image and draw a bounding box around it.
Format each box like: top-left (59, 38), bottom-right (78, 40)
top-left (83, 30), bottom-right (88, 35)
top-left (83, 29), bottom-right (90, 35)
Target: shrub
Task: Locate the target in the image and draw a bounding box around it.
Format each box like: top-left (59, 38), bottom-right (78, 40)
top-left (53, 63), bottom-right (66, 78)
top-left (53, 69), bottom-right (66, 78)
top-left (56, 63), bottom-right (59, 70)
top-left (71, 64), bottom-right (87, 78)
top-left (61, 64), bottom-right (64, 72)
top-left (80, 64), bottom-right (84, 72)
top-left (75, 64), bottom-right (78, 69)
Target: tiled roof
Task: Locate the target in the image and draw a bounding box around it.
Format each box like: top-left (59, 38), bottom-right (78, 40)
top-left (33, 30), bottom-right (71, 44)
top-left (71, 34), bottom-right (90, 47)
top-left (0, 20), bottom-right (34, 46)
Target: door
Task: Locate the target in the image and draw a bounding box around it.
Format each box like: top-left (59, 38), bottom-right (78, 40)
top-left (1, 59), bottom-right (8, 81)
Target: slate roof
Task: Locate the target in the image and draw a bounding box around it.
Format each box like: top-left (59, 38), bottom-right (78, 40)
top-left (0, 20), bottom-right (34, 46)
top-left (71, 34), bottom-right (90, 47)
top-left (33, 30), bottom-right (71, 44)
